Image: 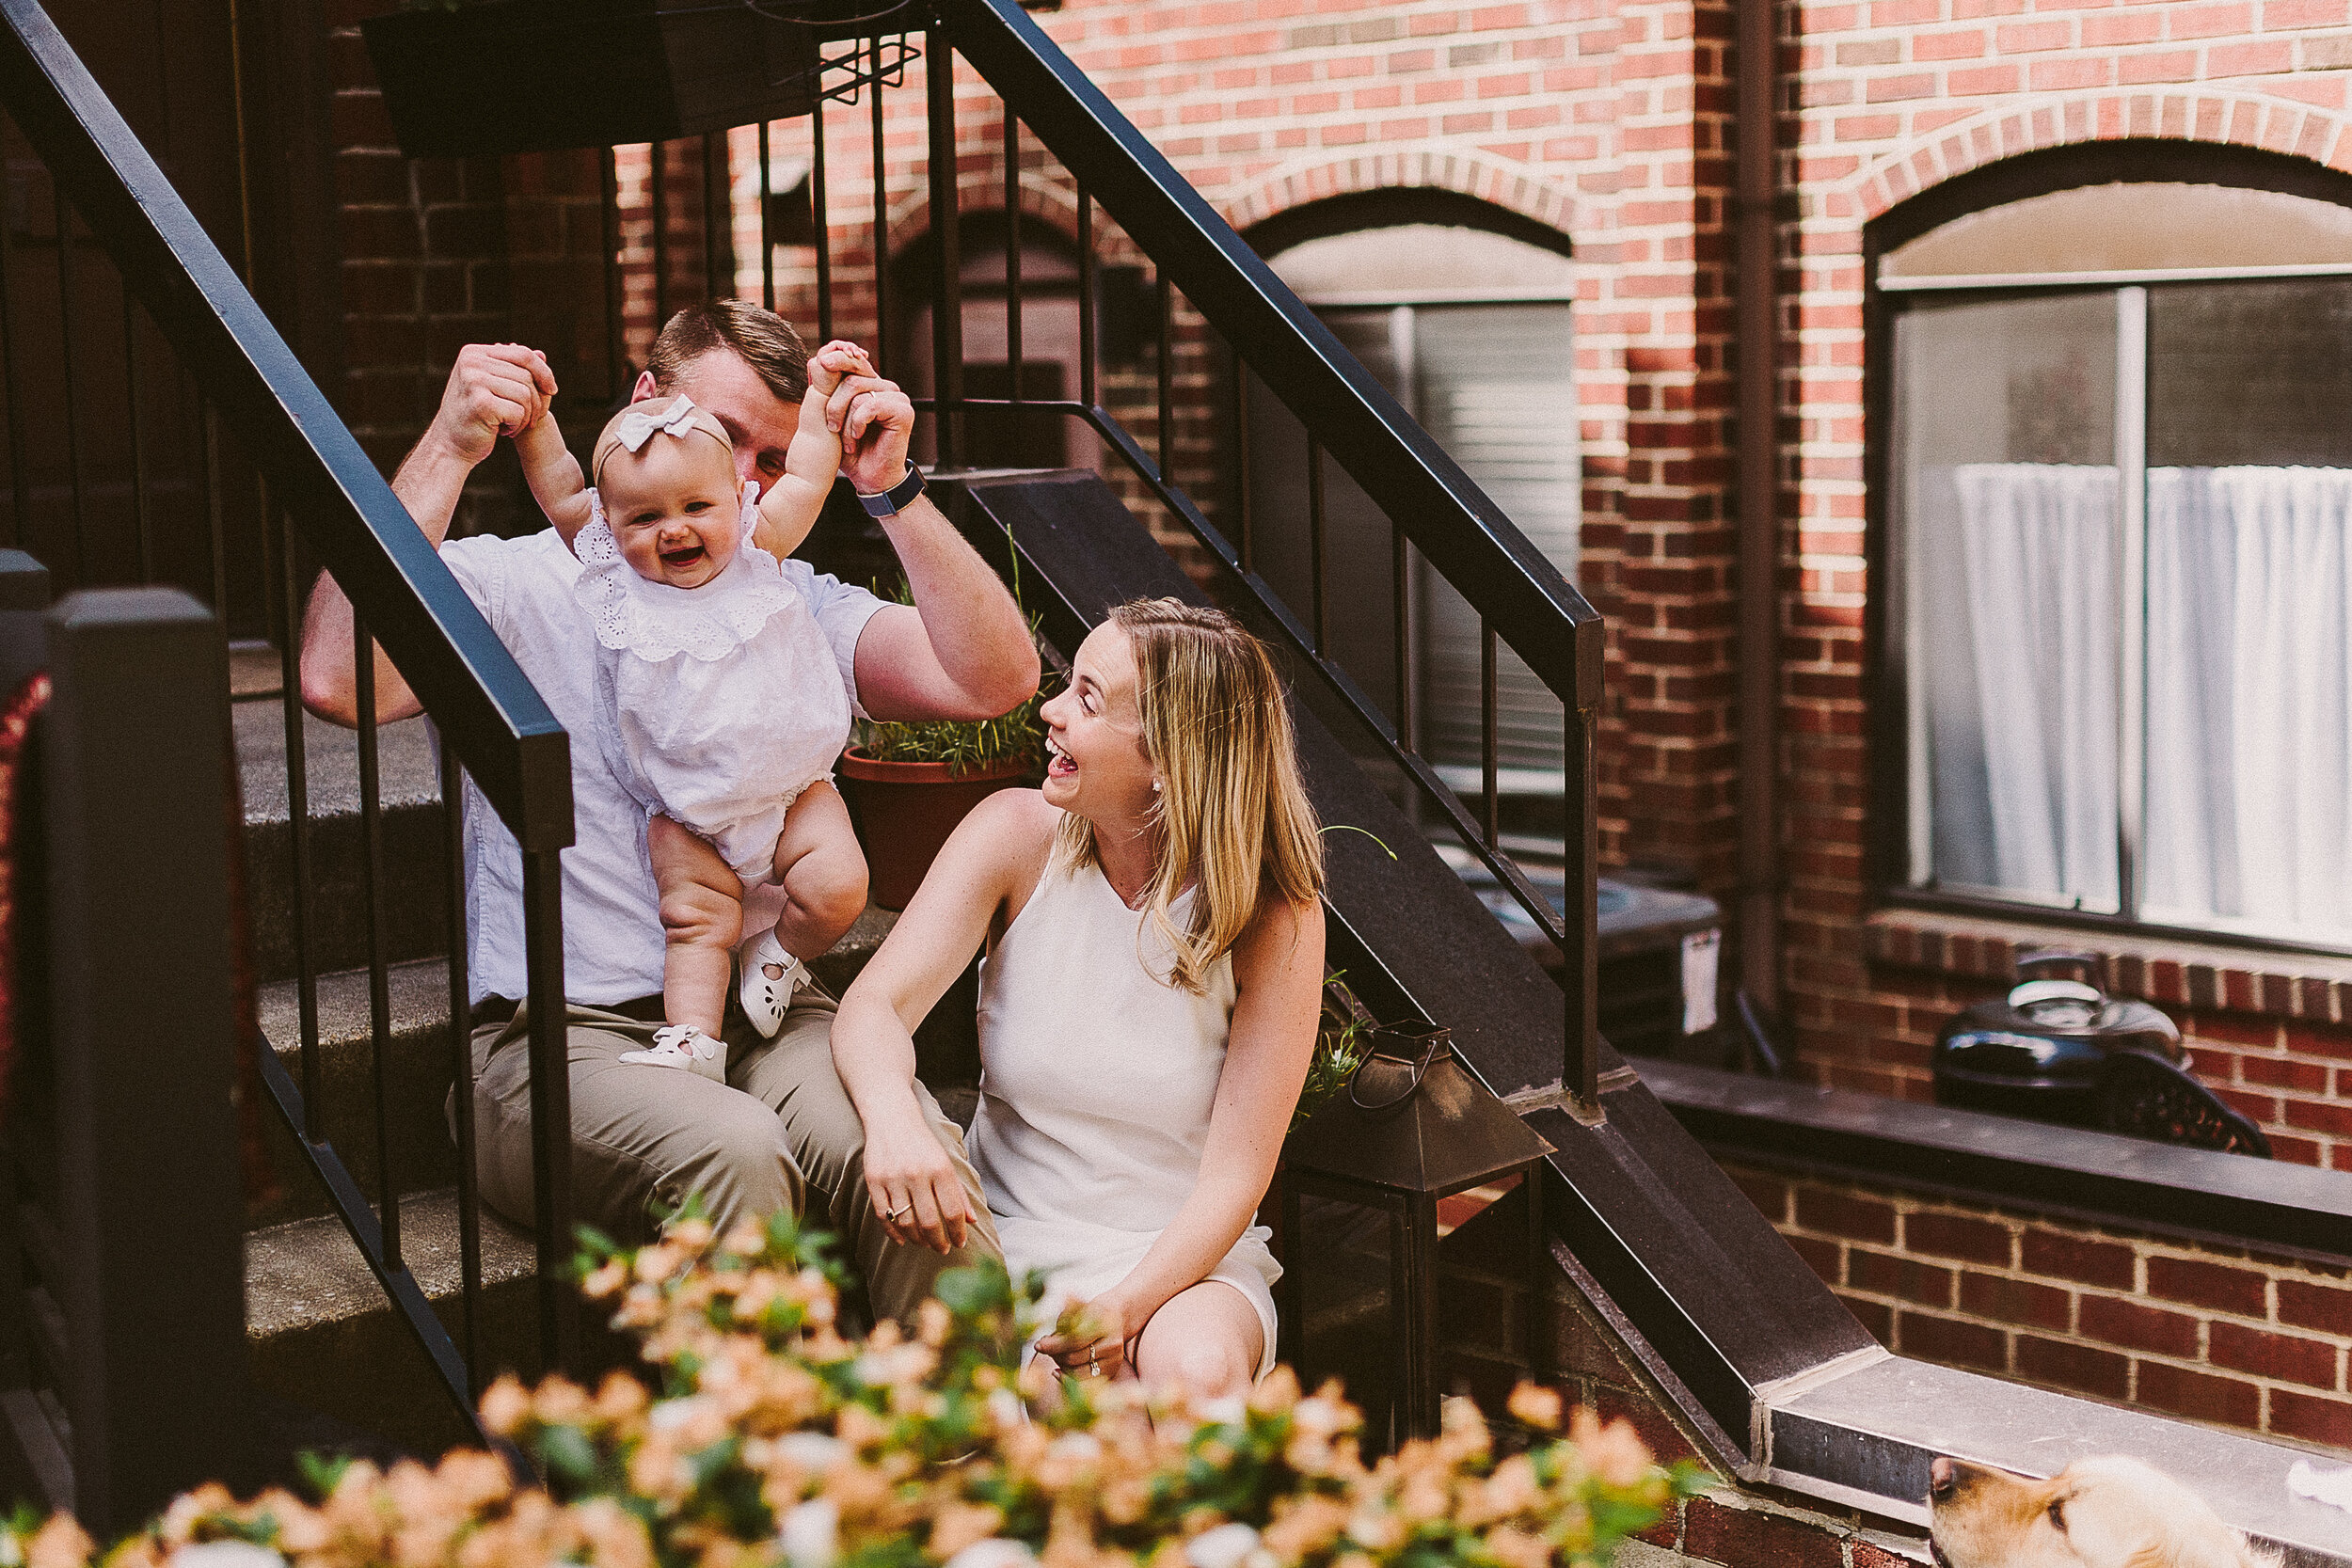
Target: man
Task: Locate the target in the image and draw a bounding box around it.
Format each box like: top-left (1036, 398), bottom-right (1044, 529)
top-left (299, 300), bottom-right (1036, 1322)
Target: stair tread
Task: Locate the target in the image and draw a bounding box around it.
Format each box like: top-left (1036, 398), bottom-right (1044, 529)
top-left (234, 701), bottom-right (440, 826)
top-left (245, 1188), bottom-right (536, 1340)
top-left (254, 899), bottom-right (906, 1056)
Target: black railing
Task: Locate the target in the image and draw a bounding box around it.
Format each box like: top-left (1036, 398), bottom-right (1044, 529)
top-left (0, 0), bottom-right (578, 1445)
top-left (758, 0), bottom-right (1609, 1101)
top-left (547, 7), bottom-right (1606, 1099)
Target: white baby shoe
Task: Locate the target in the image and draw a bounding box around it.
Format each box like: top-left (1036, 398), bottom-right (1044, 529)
top-left (618, 1023), bottom-right (727, 1083)
top-left (739, 930), bottom-right (808, 1039)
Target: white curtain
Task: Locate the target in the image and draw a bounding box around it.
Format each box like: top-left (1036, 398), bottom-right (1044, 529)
top-left (2145, 467), bottom-right (2352, 939)
top-left (1916, 464), bottom-right (2121, 908)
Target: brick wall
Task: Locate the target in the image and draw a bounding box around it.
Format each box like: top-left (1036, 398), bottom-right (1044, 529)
top-left (1774, 0), bottom-right (2352, 1139)
top-left (320, 0), bottom-right (2352, 1139)
top-left (1722, 1158), bottom-right (2352, 1452)
top-left (1436, 1191), bottom-right (1931, 1566)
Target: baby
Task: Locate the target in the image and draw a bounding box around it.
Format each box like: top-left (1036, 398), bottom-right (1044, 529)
top-left (511, 340), bottom-right (877, 1079)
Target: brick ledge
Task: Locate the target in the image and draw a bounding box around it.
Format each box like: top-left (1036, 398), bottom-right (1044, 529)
top-left (1864, 906), bottom-right (2352, 1024)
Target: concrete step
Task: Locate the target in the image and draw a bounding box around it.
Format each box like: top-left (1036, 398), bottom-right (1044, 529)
top-left (246, 903), bottom-right (958, 1230)
top-left (244, 1187), bottom-right (541, 1457)
top-left (233, 695), bottom-right (448, 984)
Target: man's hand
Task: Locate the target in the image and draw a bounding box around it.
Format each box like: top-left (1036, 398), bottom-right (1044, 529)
top-left (425, 343), bottom-right (558, 469)
top-left (826, 365), bottom-right (916, 495)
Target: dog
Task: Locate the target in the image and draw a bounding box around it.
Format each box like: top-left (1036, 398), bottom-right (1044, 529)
top-left (1927, 1454), bottom-right (2279, 1568)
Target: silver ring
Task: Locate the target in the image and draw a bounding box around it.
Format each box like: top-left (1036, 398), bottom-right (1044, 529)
top-left (888, 1203), bottom-right (911, 1219)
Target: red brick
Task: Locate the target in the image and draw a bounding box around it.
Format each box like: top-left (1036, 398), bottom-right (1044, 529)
top-left (2209, 1322), bottom-right (2341, 1389)
top-left (2023, 1229), bottom-right (2137, 1291)
top-left (1795, 1187), bottom-right (1897, 1244)
top-left (1728, 1167), bottom-right (1790, 1221)
top-left (1899, 1310), bottom-right (2008, 1372)
top-left (1851, 1249), bottom-right (1956, 1307)
top-left (1905, 1211), bottom-right (2013, 1267)
top-left (2076, 1296), bottom-right (2200, 1358)
top-left (2148, 1256), bottom-right (2268, 1317)
top-left (1839, 1292), bottom-right (1895, 1342)
top-left (2270, 1388), bottom-right (2352, 1449)
top-left (1681, 1497), bottom-right (1845, 1568)
top-left (2134, 1363), bottom-right (2261, 1430)
top-left (2016, 1336), bottom-right (2130, 1400)
top-left (1962, 1274), bottom-right (2071, 1332)
top-left (2279, 1280), bottom-right (2352, 1336)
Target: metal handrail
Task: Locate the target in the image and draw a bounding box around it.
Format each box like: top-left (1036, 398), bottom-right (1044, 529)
top-left (0, 0), bottom-right (572, 847)
top-left (0, 0), bottom-right (581, 1425)
top-left (945, 0), bottom-right (1606, 722)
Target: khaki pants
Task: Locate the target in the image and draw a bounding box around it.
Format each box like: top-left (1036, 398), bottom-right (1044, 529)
top-left (458, 982), bottom-right (1000, 1326)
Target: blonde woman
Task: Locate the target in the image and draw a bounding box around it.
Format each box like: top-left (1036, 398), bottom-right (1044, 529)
top-left (834, 598), bottom-right (1327, 1397)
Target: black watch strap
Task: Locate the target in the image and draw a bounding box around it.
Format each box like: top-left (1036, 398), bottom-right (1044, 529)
top-left (855, 463), bottom-right (925, 519)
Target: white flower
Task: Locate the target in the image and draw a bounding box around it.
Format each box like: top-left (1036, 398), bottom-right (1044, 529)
top-left (648, 1395), bottom-right (715, 1432)
top-left (944, 1542), bottom-right (1039, 1568)
top-left (169, 1545), bottom-right (286, 1568)
top-left (1184, 1523), bottom-right (1262, 1568)
top-left (987, 1388), bottom-right (1028, 1431)
top-left (774, 1431), bottom-right (847, 1471)
top-left (1196, 1396), bottom-right (1247, 1426)
top-left (780, 1498), bottom-right (839, 1568)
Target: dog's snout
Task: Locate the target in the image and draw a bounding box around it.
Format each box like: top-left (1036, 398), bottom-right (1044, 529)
top-left (1929, 1457), bottom-right (1957, 1498)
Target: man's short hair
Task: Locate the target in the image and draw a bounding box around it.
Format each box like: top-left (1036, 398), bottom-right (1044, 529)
top-left (648, 299), bottom-right (809, 405)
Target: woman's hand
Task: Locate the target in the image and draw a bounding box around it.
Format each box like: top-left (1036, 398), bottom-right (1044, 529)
top-left (862, 1101), bottom-right (974, 1254)
top-left (1036, 1294), bottom-right (1135, 1383)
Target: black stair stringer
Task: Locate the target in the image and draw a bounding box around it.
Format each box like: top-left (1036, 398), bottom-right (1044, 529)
top-left (943, 470), bottom-right (1881, 1451)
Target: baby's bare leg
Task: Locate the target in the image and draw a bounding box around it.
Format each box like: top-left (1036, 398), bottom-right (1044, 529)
top-left (768, 780), bottom-right (869, 958)
top-left (648, 815), bottom-right (745, 1037)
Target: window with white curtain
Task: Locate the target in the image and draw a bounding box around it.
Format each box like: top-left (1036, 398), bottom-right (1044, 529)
top-left (1888, 182), bottom-right (2352, 949)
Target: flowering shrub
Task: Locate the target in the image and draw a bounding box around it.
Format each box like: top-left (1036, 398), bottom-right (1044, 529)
top-left (2, 1212), bottom-right (1704, 1568)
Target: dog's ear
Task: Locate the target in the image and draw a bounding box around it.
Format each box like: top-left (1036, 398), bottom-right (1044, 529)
top-left (2234, 1544), bottom-right (2283, 1568)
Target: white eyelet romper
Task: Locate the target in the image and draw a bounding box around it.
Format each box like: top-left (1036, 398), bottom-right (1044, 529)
top-left (571, 483), bottom-right (852, 886)
top-left (971, 853), bottom-right (1281, 1378)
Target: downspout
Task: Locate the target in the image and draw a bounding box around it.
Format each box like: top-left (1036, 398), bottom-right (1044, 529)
top-left (1735, 0), bottom-right (1783, 1015)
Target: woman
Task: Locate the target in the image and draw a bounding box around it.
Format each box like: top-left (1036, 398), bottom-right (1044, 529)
top-left (834, 598), bottom-right (1327, 1396)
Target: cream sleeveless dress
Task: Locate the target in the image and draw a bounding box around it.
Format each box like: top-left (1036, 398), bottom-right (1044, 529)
top-left (971, 854), bottom-right (1281, 1378)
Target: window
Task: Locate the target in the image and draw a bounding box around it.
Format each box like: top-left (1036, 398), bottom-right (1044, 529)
top-left (1885, 180), bottom-right (2352, 949)
top-left (1247, 221), bottom-right (1581, 827)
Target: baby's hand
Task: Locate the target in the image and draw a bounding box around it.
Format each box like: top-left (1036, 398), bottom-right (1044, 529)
top-left (806, 340), bottom-right (876, 397)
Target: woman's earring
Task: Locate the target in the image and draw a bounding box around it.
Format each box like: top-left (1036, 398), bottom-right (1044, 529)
top-left (1151, 779), bottom-right (1163, 793)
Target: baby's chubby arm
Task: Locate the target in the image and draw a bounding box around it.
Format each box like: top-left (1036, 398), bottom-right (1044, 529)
top-left (512, 398), bottom-right (596, 551)
top-left (749, 340), bottom-right (873, 561)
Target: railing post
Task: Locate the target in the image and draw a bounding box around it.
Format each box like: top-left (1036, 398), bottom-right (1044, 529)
top-left (1565, 701), bottom-right (1600, 1112)
top-left (927, 26), bottom-right (961, 468)
top-left (522, 847), bottom-right (577, 1375)
top-left (41, 587), bottom-right (248, 1533)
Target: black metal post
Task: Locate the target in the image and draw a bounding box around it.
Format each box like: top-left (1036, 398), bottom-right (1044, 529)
top-left (52, 186), bottom-right (83, 579)
top-left (1401, 1193), bottom-right (1440, 1440)
top-left (279, 513), bottom-right (320, 1138)
top-left (758, 120), bottom-right (774, 312)
top-left (1075, 188), bottom-right (1093, 407)
top-left (1307, 440), bottom-right (1326, 654)
top-left (701, 130), bottom-right (728, 304)
top-left (1233, 360), bottom-right (1250, 572)
top-left (1003, 104), bottom-right (1020, 457)
top-left (871, 55), bottom-right (889, 370)
top-left (120, 289), bottom-right (149, 582)
top-left (0, 162), bottom-right (27, 549)
top-left (521, 847), bottom-right (577, 1373)
top-left (1154, 270), bottom-right (1172, 476)
top-left (926, 34), bottom-right (961, 467)
top-left (1482, 623), bottom-right (1499, 847)
top-left (441, 748), bottom-right (482, 1392)
top-left (1566, 705), bottom-right (1599, 1108)
top-left (600, 146), bottom-right (624, 394)
top-left (42, 588), bottom-right (249, 1533)
top-left (352, 610), bottom-right (398, 1266)
top-left (651, 142), bottom-right (670, 326)
top-left (812, 96), bottom-right (833, 341)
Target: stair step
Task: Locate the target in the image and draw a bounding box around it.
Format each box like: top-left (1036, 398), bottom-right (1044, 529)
top-left (244, 1187), bottom-right (540, 1456)
top-left (247, 906), bottom-right (938, 1229)
top-left (234, 700), bottom-right (448, 983)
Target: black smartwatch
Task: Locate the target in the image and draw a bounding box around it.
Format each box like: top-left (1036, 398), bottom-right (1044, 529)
top-left (855, 463), bottom-right (926, 519)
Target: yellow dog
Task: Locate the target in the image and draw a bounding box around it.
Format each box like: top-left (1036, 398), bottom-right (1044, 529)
top-left (1928, 1455), bottom-right (2278, 1568)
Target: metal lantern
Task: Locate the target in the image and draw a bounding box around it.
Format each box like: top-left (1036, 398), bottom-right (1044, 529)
top-left (1279, 1022), bottom-right (1555, 1443)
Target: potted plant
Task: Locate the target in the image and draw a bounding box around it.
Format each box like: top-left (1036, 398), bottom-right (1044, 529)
top-left (360, 0), bottom-right (830, 160)
top-left (837, 568), bottom-right (1055, 910)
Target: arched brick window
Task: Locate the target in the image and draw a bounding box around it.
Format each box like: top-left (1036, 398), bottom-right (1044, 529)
top-left (1242, 197), bottom-right (1579, 829)
top-left (1870, 145), bottom-right (2352, 951)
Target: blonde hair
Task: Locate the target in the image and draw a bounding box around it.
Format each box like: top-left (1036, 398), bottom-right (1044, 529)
top-left (1056, 599), bottom-right (1325, 992)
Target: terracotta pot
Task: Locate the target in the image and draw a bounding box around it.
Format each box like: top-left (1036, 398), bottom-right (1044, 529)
top-left (836, 748), bottom-right (1036, 911)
